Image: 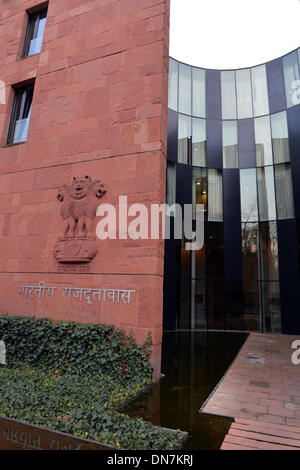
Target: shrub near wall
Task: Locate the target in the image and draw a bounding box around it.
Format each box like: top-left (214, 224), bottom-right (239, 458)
top-left (0, 316), bottom-right (185, 450)
top-left (0, 316), bottom-right (152, 379)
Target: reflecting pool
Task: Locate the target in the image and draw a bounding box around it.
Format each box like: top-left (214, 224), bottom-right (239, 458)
top-left (121, 331), bottom-right (248, 450)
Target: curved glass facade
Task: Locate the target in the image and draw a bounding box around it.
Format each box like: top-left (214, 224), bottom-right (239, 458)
top-left (164, 48), bottom-right (300, 334)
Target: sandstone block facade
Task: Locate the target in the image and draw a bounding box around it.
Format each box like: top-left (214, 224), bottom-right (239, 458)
top-left (0, 0), bottom-right (170, 378)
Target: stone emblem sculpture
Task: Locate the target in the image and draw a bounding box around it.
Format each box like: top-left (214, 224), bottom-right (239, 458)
top-left (54, 176), bottom-right (106, 264)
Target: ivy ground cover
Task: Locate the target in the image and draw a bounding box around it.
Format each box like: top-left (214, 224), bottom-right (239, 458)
top-left (0, 316), bottom-right (185, 450)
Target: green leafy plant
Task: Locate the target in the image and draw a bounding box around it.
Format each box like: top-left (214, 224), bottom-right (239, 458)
top-left (0, 316), bottom-right (185, 450)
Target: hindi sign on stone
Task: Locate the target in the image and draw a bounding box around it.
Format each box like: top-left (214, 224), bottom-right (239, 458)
top-left (17, 282), bottom-right (136, 306)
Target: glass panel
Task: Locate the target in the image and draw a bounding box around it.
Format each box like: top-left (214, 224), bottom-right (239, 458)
top-left (192, 167), bottom-right (207, 219)
top-left (192, 67), bottom-right (205, 118)
top-left (240, 169), bottom-right (258, 222)
top-left (191, 247), bottom-right (206, 329)
top-left (271, 111), bottom-right (290, 164)
top-left (236, 68), bottom-right (253, 119)
top-left (195, 239), bottom-right (206, 279)
top-left (261, 282), bottom-right (281, 333)
top-left (166, 164), bottom-right (176, 206)
top-left (257, 166), bottom-right (276, 221)
top-left (178, 63), bottom-right (191, 115)
top-left (297, 220), bottom-right (300, 278)
top-left (207, 223), bottom-right (224, 279)
top-left (36, 15), bottom-right (47, 38)
top-left (283, 51), bottom-right (300, 108)
top-left (222, 120), bottom-right (238, 168)
top-left (251, 65), bottom-right (269, 117)
top-left (194, 280), bottom-right (206, 329)
top-left (274, 163), bottom-right (295, 219)
top-left (178, 238), bottom-right (191, 329)
top-left (208, 169), bottom-right (223, 222)
top-left (242, 222), bottom-right (259, 280)
top-left (259, 222), bottom-right (279, 281)
top-left (13, 117), bottom-right (30, 143)
top-left (168, 58), bottom-right (178, 111)
top-left (243, 282), bottom-right (261, 331)
top-left (224, 281), bottom-right (244, 331)
top-left (255, 116), bottom-right (273, 166)
top-left (178, 114), bottom-right (191, 164)
top-left (28, 36), bottom-right (43, 56)
top-left (192, 118), bottom-right (206, 167)
top-left (221, 71), bottom-right (237, 119)
top-left (207, 280), bottom-right (224, 330)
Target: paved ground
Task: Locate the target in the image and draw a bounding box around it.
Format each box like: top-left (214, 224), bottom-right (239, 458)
top-left (201, 333), bottom-right (300, 427)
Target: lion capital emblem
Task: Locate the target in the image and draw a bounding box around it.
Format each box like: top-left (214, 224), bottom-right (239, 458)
top-left (54, 176), bottom-right (106, 264)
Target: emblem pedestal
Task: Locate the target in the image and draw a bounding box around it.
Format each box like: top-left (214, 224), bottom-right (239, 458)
top-left (54, 237), bottom-right (98, 264)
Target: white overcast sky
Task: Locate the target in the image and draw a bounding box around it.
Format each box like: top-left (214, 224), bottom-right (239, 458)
top-left (169, 0), bottom-right (300, 69)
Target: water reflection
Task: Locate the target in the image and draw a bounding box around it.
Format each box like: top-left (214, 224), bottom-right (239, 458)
top-left (122, 331), bottom-right (248, 450)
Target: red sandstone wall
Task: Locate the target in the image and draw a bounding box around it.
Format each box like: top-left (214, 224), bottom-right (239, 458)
top-left (0, 0), bottom-right (170, 378)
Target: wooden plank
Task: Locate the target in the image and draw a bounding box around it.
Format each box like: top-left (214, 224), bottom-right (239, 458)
top-left (221, 442), bottom-right (258, 450)
top-left (228, 428), bottom-right (300, 448)
top-left (234, 417), bottom-right (300, 435)
top-left (231, 422), bottom-right (300, 441)
top-left (224, 434), bottom-right (300, 450)
top-left (0, 415), bottom-right (116, 450)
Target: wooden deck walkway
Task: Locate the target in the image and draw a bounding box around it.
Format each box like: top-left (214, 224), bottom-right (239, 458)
top-left (221, 417), bottom-right (300, 450)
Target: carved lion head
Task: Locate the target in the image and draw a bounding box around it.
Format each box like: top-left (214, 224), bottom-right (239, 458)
top-left (71, 176), bottom-right (91, 199)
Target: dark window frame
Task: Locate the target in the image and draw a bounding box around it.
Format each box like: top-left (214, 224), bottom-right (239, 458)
top-left (22, 7), bottom-right (48, 58)
top-left (6, 82), bottom-right (35, 145)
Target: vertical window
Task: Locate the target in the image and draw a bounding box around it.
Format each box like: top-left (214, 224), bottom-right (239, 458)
top-left (259, 222), bottom-right (279, 281)
top-left (243, 281), bottom-right (261, 331)
top-left (178, 237), bottom-right (191, 329)
top-left (283, 51), bottom-right (300, 108)
top-left (271, 111), bottom-right (290, 164)
top-left (221, 71), bottom-right (237, 119)
top-left (192, 118), bottom-right (206, 167)
top-left (259, 223), bottom-right (280, 332)
top-left (255, 116), bottom-right (273, 166)
top-left (7, 83), bottom-right (34, 145)
top-left (236, 69), bottom-right (253, 119)
top-left (274, 163), bottom-right (294, 219)
top-left (193, 280), bottom-right (206, 329)
top-left (261, 282), bottom-right (281, 333)
top-left (207, 280), bottom-right (225, 330)
top-left (192, 67), bottom-right (206, 118)
top-left (192, 167), bottom-right (207, 219)
top-left (206, 225), bottom-right (224, 279)
top-left (166, 164), bottom-right (176, 206)
top-left (168, 58), bottom-right (178, 111)
top-left (242, 222), bottom-right (259, 280)
top-left (208, 169), bottom-right (223, 222)
top-left (257, 166), bottom-right (276, 221)
top-left (240, 168), bottom-right (258, 222)
top-left (222, 120), bottom-right (238, 168)
top-left (178, 63), bottom-right (191, 115)
top-left (251, 65), bottom-right (269, 117)
top-left (178, 114), bottom-right (191, 164)
top-left (23, 7), bottom-right (48, 57)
